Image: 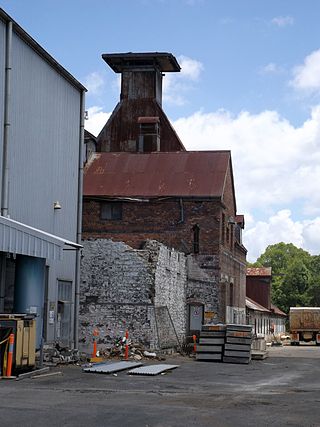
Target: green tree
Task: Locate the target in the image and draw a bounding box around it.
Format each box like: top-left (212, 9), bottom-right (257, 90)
top-left (279, 258), bottom-right (310, 312)
top-left (306, 256), bottom-right (320, 306)
top-left (255, 242), bottom-right (310, 275)
top-left (253, 242), bottom-right (313, 313)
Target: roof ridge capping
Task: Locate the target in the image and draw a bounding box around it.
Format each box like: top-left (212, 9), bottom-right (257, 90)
top-left (102, 52), bottom-right (181, 73)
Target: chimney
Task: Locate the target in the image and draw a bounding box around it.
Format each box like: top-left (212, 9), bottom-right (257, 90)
top-left (102, 52), bottom-right (181, 107)
top-left (98, 52), bottom-right (185, 153)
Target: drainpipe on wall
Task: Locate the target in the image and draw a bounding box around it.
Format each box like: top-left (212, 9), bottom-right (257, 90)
top-left (0, 21), bottom-right (12, 312)
top-left (177, 198), bottom-right (184, 224)
top-left (1, 20), bottom-right (12, 217)
top-left (74, 90), bottom-right (85, 348)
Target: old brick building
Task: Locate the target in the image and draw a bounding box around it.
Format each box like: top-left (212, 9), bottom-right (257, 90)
top-left (246, 267), bottom-right (286, 339)
top-left (80, 53), bottom-right (247, 349)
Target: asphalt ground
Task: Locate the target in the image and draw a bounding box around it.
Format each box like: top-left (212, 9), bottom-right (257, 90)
top-left (1, 346), bottom-right (320, 427)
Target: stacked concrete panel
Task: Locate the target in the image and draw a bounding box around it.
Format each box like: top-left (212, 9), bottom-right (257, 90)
top-left (223, 324), bottom-right (252, 364)
top-left (196, 324), bottom-right (226, 361)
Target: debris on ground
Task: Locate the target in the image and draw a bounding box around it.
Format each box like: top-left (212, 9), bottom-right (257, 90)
top-left (127, 364), bottom-right (179, 376)
top-left (83, 361), bottom-right (143, 374)
top-left (86, 334), bottom-right (171, 362)
top-left (43, 343), bottom-right (80, 366)
top-left (143, 351), bottom-right (157, 358)
top-left (32, 371), bottom-right (63, 379)
top-left (16, 367), bottom-right (50, 381)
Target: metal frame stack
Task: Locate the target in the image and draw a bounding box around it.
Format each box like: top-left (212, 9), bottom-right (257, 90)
top-left (223, 324), bottom-right (252, 364)
top-left (196, 324), bottom-right (226, 362)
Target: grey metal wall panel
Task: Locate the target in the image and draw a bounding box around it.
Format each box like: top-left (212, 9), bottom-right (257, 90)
top-left (9, 31), bottom-right (80, 243)
top-left (6, 31), bottom-right (82, 346)
top-left (0, 18), bottom-right (6, 204)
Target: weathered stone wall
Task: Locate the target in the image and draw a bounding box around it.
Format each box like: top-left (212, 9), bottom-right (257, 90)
top-left (145, 240), bottom-right (187, 343)
top-left (79, 239), bottom-right (156, 351)
top-left (80, 239), bottom-right (188, 351)
top-left (186, 254), bottom-right (222, 324)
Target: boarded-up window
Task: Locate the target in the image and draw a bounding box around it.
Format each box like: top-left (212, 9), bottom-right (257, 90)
top-left (101, 202), bottom-right (122, 220)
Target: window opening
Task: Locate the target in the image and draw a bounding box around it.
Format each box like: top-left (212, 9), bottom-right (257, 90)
top-left (192, 224), bottom-right (200, 254)
top-left (221, 213), bottom-right (225, 244)
top-left (101, 202), bottom-right (122, 220)
top-left (229, 283), bottom-right (234, 307)
top-left (138, 117), bottom-right (160, 152)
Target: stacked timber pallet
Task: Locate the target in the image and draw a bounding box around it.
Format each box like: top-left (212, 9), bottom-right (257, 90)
top-left (196, 324), bottom-right (226, 362)
top-left (223, 324), bottom-right (252, 364)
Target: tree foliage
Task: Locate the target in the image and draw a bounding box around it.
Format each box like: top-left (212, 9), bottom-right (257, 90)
top-left (251, 243), bottom-right (320, 313)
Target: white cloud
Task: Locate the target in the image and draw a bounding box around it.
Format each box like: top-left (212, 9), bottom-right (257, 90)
top-left (84, 72), bottom-right (105, 96)
top-left (244, 210), bottom-right (320, 262)
top-left (244, 210), bottom-right (302, 262)
top-left (302, 218), bottom-right (320, 254)
top-left (85, 106), bottom-right (111, 136)
top-left (271, 16), bottom-right (294, 27)
top-left (259, 62), bottom-right (284, 75)
top-left (178, 55), bottom-right (203, 81)
top-left (163, 55), bottom-right (204, 106)
top-left (290, 49), bottom-right (320, 93)
top-left (173, 106), bottom-right (320, 259)
top-left (173, 106), bottom-right (320, 211)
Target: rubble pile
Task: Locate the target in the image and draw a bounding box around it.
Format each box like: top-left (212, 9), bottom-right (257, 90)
top-left (96, 342), bottom-right (165, 361)
top-left (43, 343), bottom-right (80, 365)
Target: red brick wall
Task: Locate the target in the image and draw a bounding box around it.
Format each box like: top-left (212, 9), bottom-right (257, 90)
top-left (83, 198), bottom-right (222, 254)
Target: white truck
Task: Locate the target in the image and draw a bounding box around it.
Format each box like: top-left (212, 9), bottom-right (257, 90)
top-left (290, 307), bottom-right (320, 345)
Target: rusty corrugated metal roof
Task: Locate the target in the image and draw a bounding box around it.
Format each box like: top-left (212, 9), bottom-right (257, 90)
top-left (246, 297), bottom-right (270, 313)
top-left (246, 267), bottom-right (272, 277)
top-left (270, 304), bottom-right (287, 317)
top-left (83, 151), bottom-right (231, 198)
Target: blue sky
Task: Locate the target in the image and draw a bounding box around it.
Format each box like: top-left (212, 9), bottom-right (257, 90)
top-left (2, 0), bottom-right (320, 261)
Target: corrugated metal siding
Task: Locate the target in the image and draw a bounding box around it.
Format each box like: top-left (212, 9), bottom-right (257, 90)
top-left (0, 215), bottom-right (81, 260)
top-left (7, 31), bottom-right (82, 344)
top-left (0, 220), bottom-right (61, 259)
top-left (0, 17), bottom-right (6, 205)
top-left (9, 31), bottom-right (80, 242)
